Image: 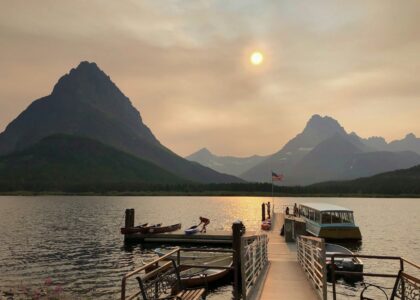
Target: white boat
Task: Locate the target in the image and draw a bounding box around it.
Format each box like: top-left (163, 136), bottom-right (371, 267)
top-left (326, 243), bottom-right (363, 279)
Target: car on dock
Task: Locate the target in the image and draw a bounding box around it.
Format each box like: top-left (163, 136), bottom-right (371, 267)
top-left (298, 203), bottom-right (362, 240)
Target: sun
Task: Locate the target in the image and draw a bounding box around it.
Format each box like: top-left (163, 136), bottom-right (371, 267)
top-left (250, 51), bottom-right (264, 65)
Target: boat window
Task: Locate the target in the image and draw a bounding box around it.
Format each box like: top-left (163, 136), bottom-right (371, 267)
top-left (331, 211), bottom-right (342, 223)
top-left (321, 212), bottom-right (332, 224)
top-left (315, 211), bottom-right (321, 223)
top-left (340, 212), bottom-right (354, 224)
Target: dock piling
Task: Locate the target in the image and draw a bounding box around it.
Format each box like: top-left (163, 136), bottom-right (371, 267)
top-left (232, 220), bottom-right (245, 300)
top-left (124, 209), bottom-right (134, 229)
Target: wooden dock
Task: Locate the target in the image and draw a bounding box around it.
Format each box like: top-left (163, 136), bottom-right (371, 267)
top-left (256, 212), bottom-right (318, 300)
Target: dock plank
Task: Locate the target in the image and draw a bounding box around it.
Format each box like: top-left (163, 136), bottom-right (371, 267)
top-left (258, 213), bottom-right (318, 300)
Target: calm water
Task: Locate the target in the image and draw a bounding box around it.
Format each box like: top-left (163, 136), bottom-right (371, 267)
top-left (0, 196), bottom-right (419, 299)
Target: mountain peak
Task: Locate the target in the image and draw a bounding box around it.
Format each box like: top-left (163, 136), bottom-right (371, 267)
top-left (405, 133), bottom-right (417, 140)
top-left (52, 61), bottom-right (115, 97)
top-left (304, 114), bottom-right (347, 135)
top-left (197, 147), bottom-right (212, 155)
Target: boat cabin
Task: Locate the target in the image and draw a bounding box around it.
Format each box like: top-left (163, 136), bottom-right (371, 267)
top-left (298, 203), bottom-right (362, 240)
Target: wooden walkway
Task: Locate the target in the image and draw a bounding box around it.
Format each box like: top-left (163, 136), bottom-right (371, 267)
top-left (257, 213), bottom-right (318, 300)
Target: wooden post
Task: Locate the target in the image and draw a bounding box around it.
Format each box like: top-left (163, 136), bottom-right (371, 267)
top-left (125, 208), bottom-right (135, 229)
top-left (232, 221), bottom-right (245, 300)
top-left (262, 203), bottom-right (266, 221)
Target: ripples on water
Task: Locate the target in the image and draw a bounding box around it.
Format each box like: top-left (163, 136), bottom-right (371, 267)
top-left (0, 196), bottom-right (419, 299)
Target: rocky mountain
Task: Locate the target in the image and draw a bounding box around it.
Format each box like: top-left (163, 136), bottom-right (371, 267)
top-left (186, 147), bottom-right (267, 176)
top-left (0, 61), bottom-right (241, 183)
top-left (287, 134), bottom-right (420, 185)
top-left (359, 133), bottom-right (420, 154)
top-left (241, 115), bottom-right (367, 182)
top-left (240, 114), bottom-right (420, 185)
top-left (0, 135), bottom-right (187, 190)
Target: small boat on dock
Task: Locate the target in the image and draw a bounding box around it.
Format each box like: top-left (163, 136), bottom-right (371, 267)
top-left (121, 223), bottom-right (182, 234)
top-left (261, 219), bottom-right (271, 231)
top-left (326, 243), bottom-right (363, 281)
top-left (147, 223), bottom-right (181, 234)
top-left (185, 225), bottom-right (199, 235)
top-left (120, 223), bottom-right (149, 234)
top-left (298, 203), bottom-right (362, 240)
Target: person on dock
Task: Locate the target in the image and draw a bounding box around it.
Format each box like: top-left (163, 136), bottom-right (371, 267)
top-left (198, 216), bottom-right (210, 233)
top-left (285, 206), bottom-right (290, 216)
top-left (267, 202), bottom-right (271, 219)
top-left (294, 203), bottom-right (298, 216)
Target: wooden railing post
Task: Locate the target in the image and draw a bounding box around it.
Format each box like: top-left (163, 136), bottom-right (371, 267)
top-left (232, 221), bottom-right (245, 300)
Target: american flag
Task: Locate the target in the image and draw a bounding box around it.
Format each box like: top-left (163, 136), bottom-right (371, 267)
top-left (272, 171), bottom-right (284, 181)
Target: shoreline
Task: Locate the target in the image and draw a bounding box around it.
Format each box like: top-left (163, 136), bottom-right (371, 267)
top-left (0, 191), bottom-right (419, 198)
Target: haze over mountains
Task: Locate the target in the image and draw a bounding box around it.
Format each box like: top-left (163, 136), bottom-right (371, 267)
top-left (186, 148), bottom-right (267, 176)
top-left (0, 62), bottom-right (241, 184)
top-left (188, 115), bottom-right (420, 185)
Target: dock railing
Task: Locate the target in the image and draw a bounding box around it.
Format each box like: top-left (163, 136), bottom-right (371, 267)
top-left (297, 235), bottom-right (328, 300)
top-left (120, 247), bottom-right (235, 300)
top-left (240, 233), bottom-right (269, 300)
top-left (331, 254), bottom-right (420, 300)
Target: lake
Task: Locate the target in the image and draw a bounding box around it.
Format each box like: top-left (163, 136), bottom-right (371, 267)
top-left (0, 196), bottom-right (419, 299)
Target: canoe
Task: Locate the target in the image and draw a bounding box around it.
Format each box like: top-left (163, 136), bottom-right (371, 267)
top-left (180, 255), bottom-right (233, 287)
top-left (121, 223), bottom-right (161, 234)
top-left (147, 223), bottom-right (181, 234)
top-left (185, 225), bottom-right (199, 235)
top-left (120, 223), bottom-right (148, 234)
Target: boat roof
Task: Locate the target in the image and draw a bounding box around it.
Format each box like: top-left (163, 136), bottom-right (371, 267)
top-left (299, 203), bottom-right (353, 212)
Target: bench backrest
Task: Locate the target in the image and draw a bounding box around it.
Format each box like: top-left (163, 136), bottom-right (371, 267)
top-left (136, 260), bottom-right (181, 300)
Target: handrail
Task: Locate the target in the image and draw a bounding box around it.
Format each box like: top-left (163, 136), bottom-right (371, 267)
top-left (297, 235), bottom-right (328, 300)
top-left (240, 233), bottom-right (268, 300)
top-left (330, 254), bottom-right (420, 300)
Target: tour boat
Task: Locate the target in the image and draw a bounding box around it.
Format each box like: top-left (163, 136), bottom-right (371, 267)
top-left (298, 203), bottom-right (362, 240)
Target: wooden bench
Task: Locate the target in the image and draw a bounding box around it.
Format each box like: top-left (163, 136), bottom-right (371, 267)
top-left (136, 260), bottom-right (207, 300)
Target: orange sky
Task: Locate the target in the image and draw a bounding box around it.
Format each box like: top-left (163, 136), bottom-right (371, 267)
top-left (1, 0), bottom-right (419, 157)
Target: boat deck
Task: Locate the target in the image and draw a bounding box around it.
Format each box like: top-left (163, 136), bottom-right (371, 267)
top-left (124, 229), bottom-right (256, 245)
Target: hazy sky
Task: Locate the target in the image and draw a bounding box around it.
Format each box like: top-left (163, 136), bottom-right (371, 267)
top-left (1, 0), bottom-right (419, 156)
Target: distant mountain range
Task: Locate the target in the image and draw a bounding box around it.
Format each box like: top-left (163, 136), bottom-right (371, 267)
top-left (186, 148), bottom-right (267, 176)
top-left (0, 62), bottom-right (242, 184)
top-left (187, 114), bottom-right (420, 185)
top-left (308, 164), bottom-right (420, 195)
top-left (0, 135), bottom-right (187, 190)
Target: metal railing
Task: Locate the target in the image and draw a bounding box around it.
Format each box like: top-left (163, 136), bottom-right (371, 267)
top-left (331, 254), bottom-right (420, 300)
top-left (240, 234), bottom-right (269, 300)
top-left (297, 235), bottom-right (328, 300)
top-left (120, 247), bottom-right (234, 300)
